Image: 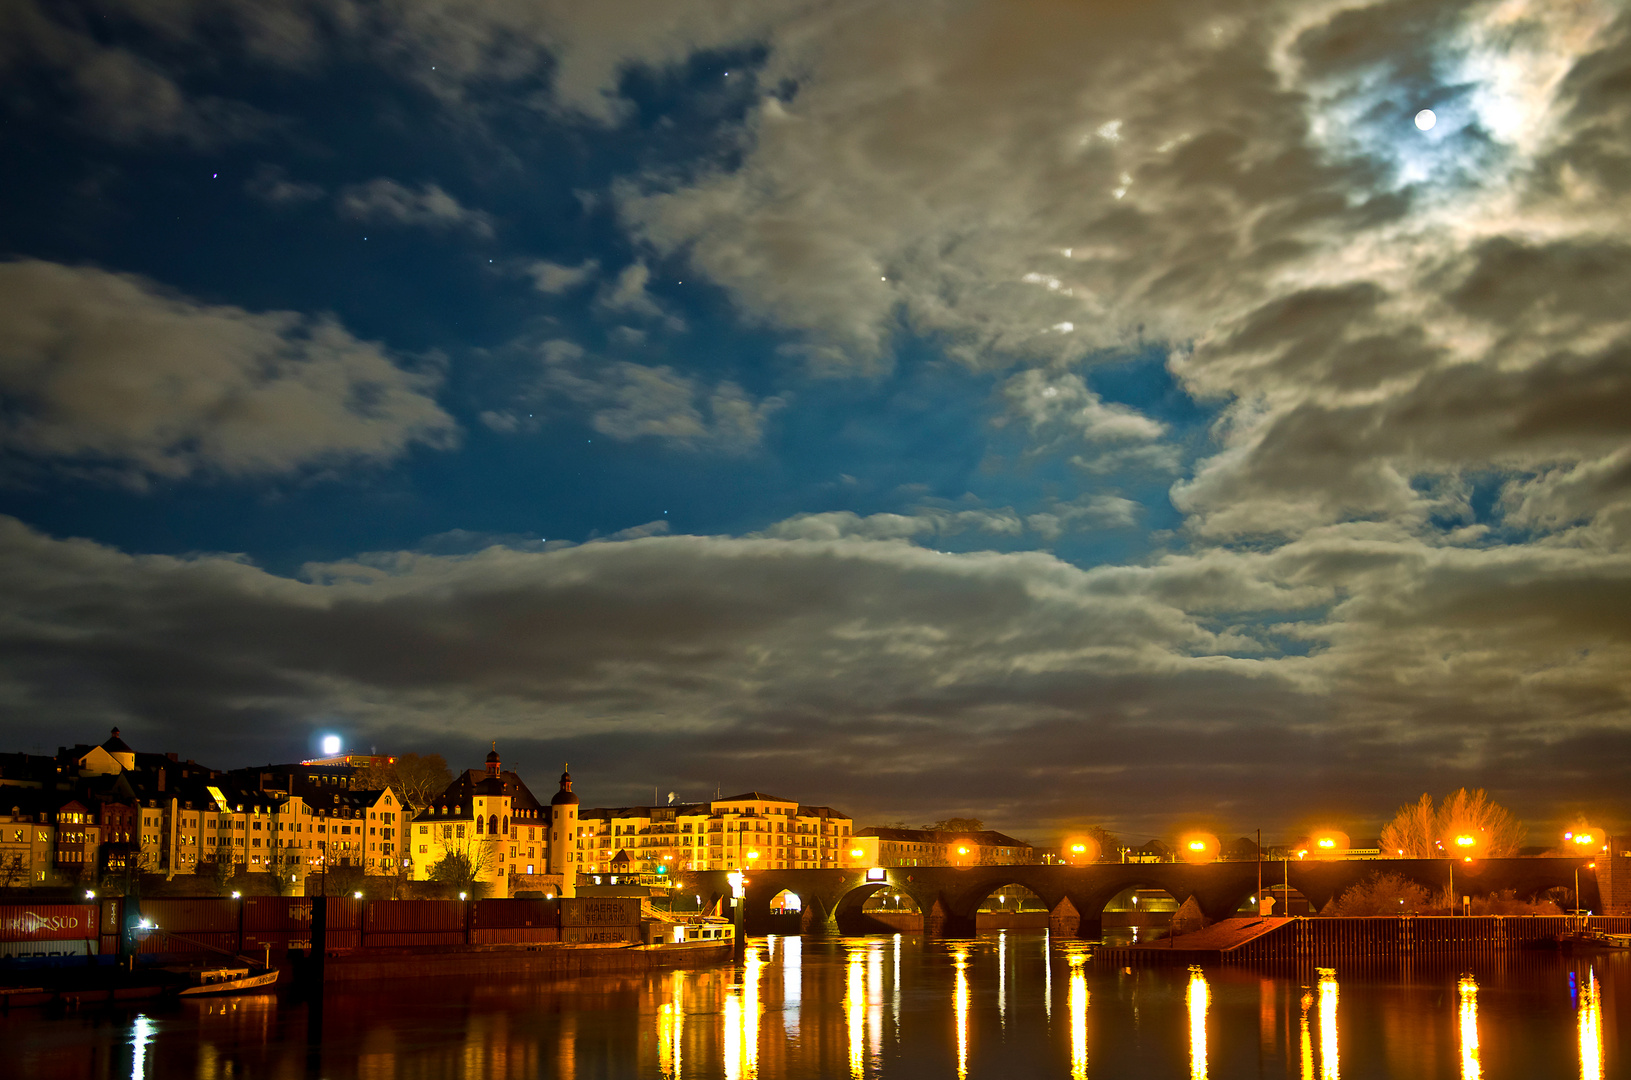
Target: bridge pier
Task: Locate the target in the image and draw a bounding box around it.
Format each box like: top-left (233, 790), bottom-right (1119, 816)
top-left (1049, 897), bottom-right (1092, 939)
top-left (925, 898), bottom-right (977, 938)
top-left (800, 899), bottom-right (839, 937)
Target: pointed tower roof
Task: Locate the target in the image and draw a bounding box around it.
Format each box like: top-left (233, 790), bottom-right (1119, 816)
top-left (551, 763), bottom-right (579, 806)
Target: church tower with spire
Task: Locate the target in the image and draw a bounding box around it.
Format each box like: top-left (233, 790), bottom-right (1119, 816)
top-left (547, 764), bottom-right (580, 897)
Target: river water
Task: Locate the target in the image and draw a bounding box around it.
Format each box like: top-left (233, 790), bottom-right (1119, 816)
top-left (4, 932), bottom-right (1622, 1079)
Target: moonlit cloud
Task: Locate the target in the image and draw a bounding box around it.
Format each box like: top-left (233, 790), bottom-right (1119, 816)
top-left (0, 260), bottom-right (457, 482)
top-left (337, 178), bottom-right (495, 237)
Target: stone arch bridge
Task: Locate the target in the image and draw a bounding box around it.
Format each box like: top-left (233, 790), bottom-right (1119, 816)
top-left (678, 858), bottom-right (1598, 938)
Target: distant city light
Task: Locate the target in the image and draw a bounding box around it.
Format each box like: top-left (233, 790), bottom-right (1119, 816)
top-left (321, 735), bottom-right (342, 756)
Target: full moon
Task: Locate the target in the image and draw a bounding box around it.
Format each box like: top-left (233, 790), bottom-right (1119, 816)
top-left (1414, 108), bottom-right (1437, 131)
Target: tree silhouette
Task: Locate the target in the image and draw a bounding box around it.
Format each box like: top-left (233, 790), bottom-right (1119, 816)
top-left (1380, 789), bottom-right (1525, 859)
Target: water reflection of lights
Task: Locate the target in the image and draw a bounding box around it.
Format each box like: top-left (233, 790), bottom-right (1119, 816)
top-left (893, 934), bottom-right (902, 1027)
top-left (1579, 967), bottom-right (1603, 1080)
top-left (998, 930), bottom-right (1007, 1026)
top-left (1044, 930), bottom-right (1053, 1021)
top-left (1318, 968), bottom-right (1339, 1080)
top-left (131, 1013), bottom-right (155, 1080)
top-left (954, 946), bottom-right (971, 1080)
top-left (659, 972), bottom-right (684, 1080)
top-left (783, 935), bottom-right (802, 1037)
top-left (724, 988), bottom-right (741, 1080)
top-left (1299, 990), bottom-right (1314, 1080)
top-left (847, 949), bottom-right (866, 1079)
top-left (1068, 953), bottom-right (1089, 1080)
top-left (868, 942), bottom-right (884, 1063)
top-left (1187, 965), bottom-right (1209, 1080)
top-left (1458, 975), bottom-right (1481, 1080)
top-left (743, 944), bottom-right (762, 1079)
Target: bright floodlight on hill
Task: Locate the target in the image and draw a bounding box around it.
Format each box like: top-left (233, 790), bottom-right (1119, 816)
top-left (322, 735), bottom-right (341, 756)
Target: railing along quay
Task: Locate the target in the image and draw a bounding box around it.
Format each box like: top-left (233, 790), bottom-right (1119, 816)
top-left (1226, 915), bottom-right (1631, 964)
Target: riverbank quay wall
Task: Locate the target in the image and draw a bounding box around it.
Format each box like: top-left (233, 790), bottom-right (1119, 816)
top-left (1100, 914), bottom-right (1631, 966)
top-left (1, 896), bottom-right (638, 970)
top-left (680, 857), bottom-right (1602, 939)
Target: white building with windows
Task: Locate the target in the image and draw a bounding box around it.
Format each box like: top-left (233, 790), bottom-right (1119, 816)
top-left (578, 791), bottom-right (857, 877)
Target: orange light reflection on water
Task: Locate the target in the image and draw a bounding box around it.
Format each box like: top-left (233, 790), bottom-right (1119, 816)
top-left (1318, 968), bottom-right (1339, 1080)
top-left (1458, 975), bottom-right (1481, 1080)
top-left (1187, 965), bottom-right (1209, 1080)
top-left (1580, 967), bottom-right (1603, 1080)
top-left (1068, 953), bottom-right (1089, 1080)
top-left (954, 946), bottom-right (971, 1080)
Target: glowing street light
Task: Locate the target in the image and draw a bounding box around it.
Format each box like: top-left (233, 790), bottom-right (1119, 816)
top-left (1179, 833), bottom-right (1220, 865)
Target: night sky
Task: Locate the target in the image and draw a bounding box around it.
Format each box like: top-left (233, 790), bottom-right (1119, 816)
top-left (1, 0), bottom-right (1628, 845)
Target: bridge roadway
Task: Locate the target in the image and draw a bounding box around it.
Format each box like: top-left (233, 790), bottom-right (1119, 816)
top-left (676, 857), bottom-right (1599, 938)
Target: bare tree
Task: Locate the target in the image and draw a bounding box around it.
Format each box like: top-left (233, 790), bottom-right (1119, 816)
top-left (1380, 793), bottom-right (1437, 858)
top-left (1381, 789), bottom-right (1525, 859)
top-left (927, 818), bottom-right (985, 833)
top-left (0, 854), bottom-right (25, 889)
top-left (427, 834), bottom-right (501, 898)
top-left (351, 753), bottom-right (452, 810)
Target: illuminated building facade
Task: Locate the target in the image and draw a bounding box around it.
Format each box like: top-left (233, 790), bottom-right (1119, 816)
top-left (405, 747), bottom-right (547, 899)
top-left (855, 826), bottom-right (1035, 867)
top-left (578, 792), bottom-right (855, 876)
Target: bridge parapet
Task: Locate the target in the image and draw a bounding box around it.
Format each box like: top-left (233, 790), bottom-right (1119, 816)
top-left (684, 857), bottom-right (1598, 939)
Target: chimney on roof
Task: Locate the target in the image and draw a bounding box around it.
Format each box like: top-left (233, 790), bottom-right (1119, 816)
top-left (166, 752), bottom-right (178, 762)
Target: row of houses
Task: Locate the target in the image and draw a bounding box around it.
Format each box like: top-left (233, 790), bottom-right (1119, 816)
top-left (2, 729), bottom-right (1038, 898)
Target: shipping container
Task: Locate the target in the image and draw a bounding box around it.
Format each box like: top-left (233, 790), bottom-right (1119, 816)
top-left (471, 927), bottom-right (560, 945)
top-left (243, 930), bottom-right (312, 953)
top-left (136, 930), bottom-right (239, 956)
top-left (562, 925), bottom-right (636, 945)
top-left (365, 900), bottom-right (464, 932)
top-left (0, 904), bottom-right (99, 941)
top-left (244, 896), bottom-right (313, 932)
top-left (0, 939), bottom-right (99, 958)
top-left (143, 898), bottom-right (240, 934)
top-left (359, 932), bottom-right (466, 948)
top-left (323, 898), bottom-right (364, 931)
top-left (474, 899), bottom-right (559, 928)
top-left (561, 897), bottom-right (640, 928)
top-left (324, 930), bottom-right (361, 950)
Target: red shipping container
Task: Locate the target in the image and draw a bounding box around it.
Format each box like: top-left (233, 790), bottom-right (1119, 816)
top-left (365, 900), bottom-right (464, 932)
top-left (474, 899), bottom-right (559, 928)
top-left (244, 896), bottom-right (314, 932)
top-left (323, 930), bottom-right (361, 950)
top-left (324, 899), bottom-right (363, 931)
top-left (136, 931), bottom-right (239, 956)
top-left (471, 927), bottom-right (559, 945)
top-left (360, 932), bottom-right (465, 948)
top-left (0, 904), bottom-right (98, 941)
top-left (143, 898), bottom-right (239, 934)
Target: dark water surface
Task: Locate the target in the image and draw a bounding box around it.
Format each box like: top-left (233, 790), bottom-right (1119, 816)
top-left (4, 932), bottom-right (1623, 1078)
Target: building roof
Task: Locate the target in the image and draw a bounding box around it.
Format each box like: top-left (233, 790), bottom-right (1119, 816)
top-left (858, 826), bottom-right (1032, 848)
top-left (797, 805), bottom-right (852, 819)
top-left (415, 769), bottom-right (542, 822)
top-left (716, 791), bottom-right (800, 804)
top-left (101, 728), bottom-right (134, 755)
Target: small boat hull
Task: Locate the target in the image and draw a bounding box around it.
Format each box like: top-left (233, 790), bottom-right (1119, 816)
top-left (176, 969), bottom-right (280, 996)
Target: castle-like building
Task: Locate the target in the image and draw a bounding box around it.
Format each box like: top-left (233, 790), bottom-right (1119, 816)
top-left (403, 747), bottom-right (579, 898)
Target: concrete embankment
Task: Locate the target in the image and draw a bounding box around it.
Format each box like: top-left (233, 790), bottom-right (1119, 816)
top-left (1100, 914), bottom-right (1631, 966)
